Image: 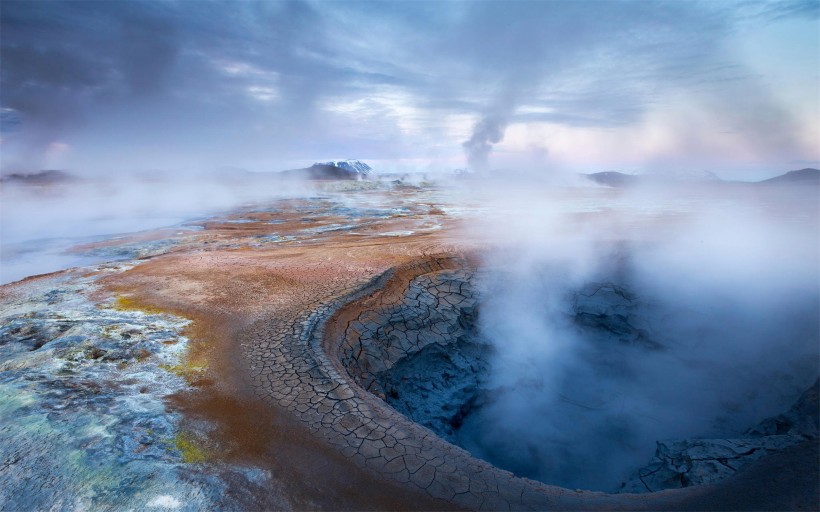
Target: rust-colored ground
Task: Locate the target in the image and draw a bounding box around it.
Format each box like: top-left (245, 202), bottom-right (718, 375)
top-left (96, 199), bottom-right (469, 510)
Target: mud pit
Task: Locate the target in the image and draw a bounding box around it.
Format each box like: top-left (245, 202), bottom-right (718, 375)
top-left (329, 260), bottom-right (819, 496)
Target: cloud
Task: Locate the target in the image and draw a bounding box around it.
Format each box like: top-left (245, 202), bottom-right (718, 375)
top-left (0, 0), bottom-right (816, 175)
top-left (734, 0), bottom-right (820, 23)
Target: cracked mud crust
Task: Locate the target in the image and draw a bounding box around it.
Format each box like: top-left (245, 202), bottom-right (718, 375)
top-left (4, 192), bottom-right (817, 511)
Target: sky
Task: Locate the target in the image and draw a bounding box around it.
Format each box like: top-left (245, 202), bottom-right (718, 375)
top-left (0, 0), bottom-right (818, 179)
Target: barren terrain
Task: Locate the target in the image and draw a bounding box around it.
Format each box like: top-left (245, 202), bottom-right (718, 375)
top-left (1, 182), bottom-right (817, 510)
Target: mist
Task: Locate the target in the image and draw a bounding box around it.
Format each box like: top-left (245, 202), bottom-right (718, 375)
top-left (0, 172), bottom-right (321, 284)
top-left (456, 179), bottom-right (819, 490)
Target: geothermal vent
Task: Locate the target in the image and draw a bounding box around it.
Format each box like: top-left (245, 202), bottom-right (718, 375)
top-left (326, 256), bottom-right (819, 493)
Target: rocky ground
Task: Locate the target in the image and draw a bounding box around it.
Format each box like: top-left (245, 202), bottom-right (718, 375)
top-left (621, 379), bottom-right (819, 494)
top-left (1, 183), bottom-right (817, 510)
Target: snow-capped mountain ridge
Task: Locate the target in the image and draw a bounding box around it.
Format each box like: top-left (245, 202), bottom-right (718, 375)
top-left (315, 160), bottom-right (373, 176)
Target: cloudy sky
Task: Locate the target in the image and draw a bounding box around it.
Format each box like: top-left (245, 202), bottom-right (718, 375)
top-left (1, 0), bottom-right (817, 178)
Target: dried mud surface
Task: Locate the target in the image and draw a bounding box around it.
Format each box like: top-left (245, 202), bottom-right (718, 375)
top-left (2, 187), bottom-right (817, 510)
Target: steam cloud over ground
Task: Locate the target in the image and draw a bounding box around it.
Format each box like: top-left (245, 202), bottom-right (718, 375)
top-left (455, 181), bottom-right (819, 490)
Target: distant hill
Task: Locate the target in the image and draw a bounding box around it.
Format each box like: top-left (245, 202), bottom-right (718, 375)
top-left (585, 168), bottom-right (819, 188)
top-left (279, 160), bottom-right (373, 180)
top-left (758, 168), bottom-right (819, 185)
top-left (0, 170), bottom-right (79, 185)
top-left (584, 170), bottom-right (723, 187)
top-left (584, 172), bottom-right (640, 187)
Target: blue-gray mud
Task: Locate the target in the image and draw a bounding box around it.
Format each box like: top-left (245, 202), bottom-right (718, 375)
top-left (335, 266), bottom-right (818, 496)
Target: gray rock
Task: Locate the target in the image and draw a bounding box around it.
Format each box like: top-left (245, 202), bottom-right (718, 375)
top-left (571, 282), bottom-right (661, 349)
top-left (620, 379), bottom-right (819, 493)
top-left (747, 378), bottom-right (819, 439)
top-left (339, 268), bottom-right (492, 440)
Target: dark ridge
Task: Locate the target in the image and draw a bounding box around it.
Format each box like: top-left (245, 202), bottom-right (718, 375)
top-left (584, 171), bottom-right (640, 187)
top-left (278, 164), bottom-right (362, 180)
top-left (278, 160), bottom-right (372, 181)
top-left (585, 168), bottom-right (820, 188)
top-left (0, 169), bottom-right (79, 184)
top-left (757, 168), bottom-right (819, 185)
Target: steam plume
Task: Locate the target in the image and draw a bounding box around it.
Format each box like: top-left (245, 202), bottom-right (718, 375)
top-left (462, 113), bottom-right (510, 172)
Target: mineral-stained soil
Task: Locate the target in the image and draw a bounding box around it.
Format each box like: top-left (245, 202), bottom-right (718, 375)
top-left (1, 186), bottom-right (817, 510)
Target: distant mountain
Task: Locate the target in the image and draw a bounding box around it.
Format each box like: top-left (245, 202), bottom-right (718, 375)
top-left (585, 168), bottom-right (820, 188)
top-left (584, 172), bottom-right (640, 187)
top-left (278, 159), bottom-right (373, 180)
top-left (0, 170), bottom-right (79, 185)
top-left (758, 168), bottom-right (819, 185)
top-left (584, 170), bottom-right (724, 187)
top-left (318, 160), bottom-right (373, 177)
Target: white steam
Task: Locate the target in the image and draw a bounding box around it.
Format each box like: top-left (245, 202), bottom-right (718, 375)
top-left (457, 180), bottom-right (819, 491)
top-left (462, 112), bottom-right (511, 172)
